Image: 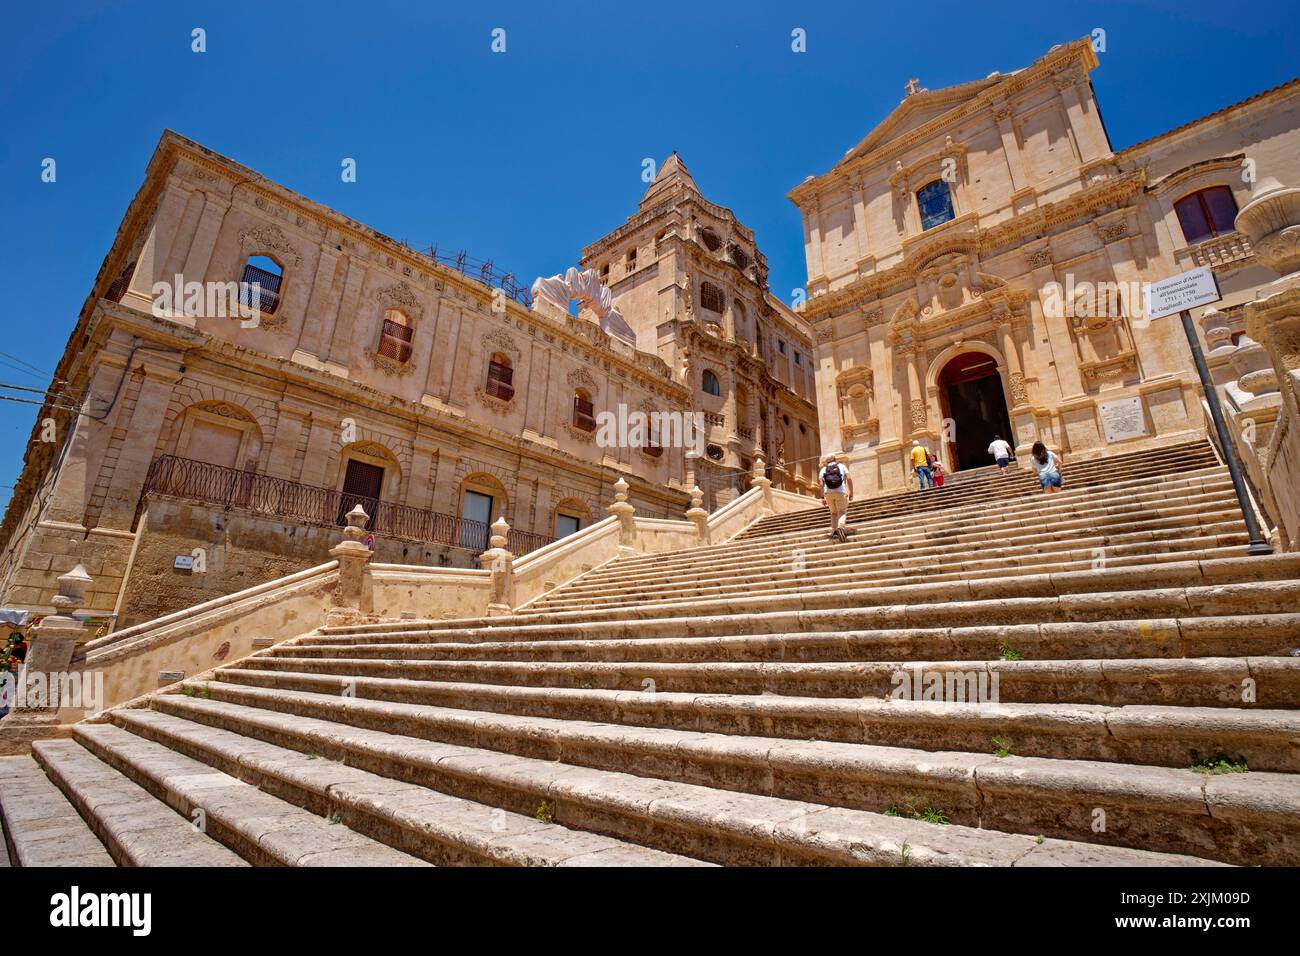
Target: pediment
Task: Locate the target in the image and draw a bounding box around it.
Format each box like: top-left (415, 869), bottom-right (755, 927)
top-left (837, 73), bottom-right (1016, 167)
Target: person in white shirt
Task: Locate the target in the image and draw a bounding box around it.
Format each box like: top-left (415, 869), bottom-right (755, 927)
top-left (1029, 441), bottom-right (1063, 493)
top-left (818, 454), bottom-right (853, 541)
top-left (987, 436), bottom-right (1013, 475)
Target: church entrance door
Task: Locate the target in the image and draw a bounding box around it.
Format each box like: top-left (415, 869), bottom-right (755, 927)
top-left (938, 352), bottom-right (1014, 472)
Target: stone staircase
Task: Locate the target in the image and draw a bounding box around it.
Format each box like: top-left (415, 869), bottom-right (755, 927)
top-left (5, 439), bottom-right (1299, 866)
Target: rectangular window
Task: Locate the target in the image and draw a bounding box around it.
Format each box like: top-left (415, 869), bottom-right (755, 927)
top-left (460, 490), bottom-right (494, 549)
top-left (1175, 186), bottom-right (1238, 244)
top-left (555, 513), bottom-right (581, 538)
top-left (778, 340), bottom-right (786, 354)
top-left (378, 318), bottom-right (414, 363)
top-left (794, 352), bottom-right (802, 365)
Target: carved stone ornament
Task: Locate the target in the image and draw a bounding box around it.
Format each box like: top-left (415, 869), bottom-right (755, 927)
top-left (238, 223), bottom-right (301, 266)
top-left (378, 281), bottom-right (423, 317)
top-left (566, 367), bottom-right (599, 396)
top-left (482, 328), bottom-right (521, 363)
top-left (366, 349), bottom-right (415, 376)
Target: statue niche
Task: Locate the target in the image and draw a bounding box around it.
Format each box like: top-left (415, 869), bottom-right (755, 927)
top-left (836, 366), bottom-right (879, 446)
top-left (1066, 279), bottom-right (1139, 387)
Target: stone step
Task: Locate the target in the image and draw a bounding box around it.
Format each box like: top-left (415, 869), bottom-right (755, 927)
top-left (31, 739), bottom-right (248, 866)
top-left (279, 616), bottom-right (1300, 671)
top-left (0, 755), bottom-right (115, 867)
top-left (279, 613), bottom-right (1300, 665)
top-left (311, 558), bottom-right (1300, 642)
top-left (199, 669), bottom-right (1300, 772)
top-left (740, 445), bottom-right (1221, 540)
top-left (152, 685), bottom-right (1296, 865)
top-left (530, 537), bottom-right (1248, 612)
top-left (555, 491), bottom-right (1244, 587)
top-left (106, 708), bottom-right (707, 867)
top-left (72, 723), bottom-right (430, 866)
top-left (568, 489), bottom-right (1242, 585)
top-left (232, 654), bottom-right (1300, 707)
top-left (135, 691), bottom-right (1219, 866)
top-left (620, 468), bottom-right (1234, 572)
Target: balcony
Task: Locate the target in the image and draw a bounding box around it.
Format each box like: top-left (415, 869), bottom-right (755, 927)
top-left (1178, 232), bottom-right (1255, 271)
top-left (143, 456), bottom-right (554, 555)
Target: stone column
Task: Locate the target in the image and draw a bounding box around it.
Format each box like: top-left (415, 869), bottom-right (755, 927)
top-left (997, 318), bottom-right (1030, 411)
top-left (750, 457), bottom-right (774, 516)
top-left (98, 361), bottom-right (183, 530)
top-left (607, 476), bottom-right (636, 553)
top-left (294, 245), bottom-right (342, 361)
top-left (3, 565), bottom-right (92, 728)
top-left (180, 192), bottom-right (231, 287)
top-left (326, 504), bottom-right (372, 624)
top-left (478, 516), bottom-right (514, 616)
top-left (900, 343), bottom-right (928, 437)
top-left (1235, 176), bottom-right (1300, 548)
top-left (685, 485), bottom-right (709, 544)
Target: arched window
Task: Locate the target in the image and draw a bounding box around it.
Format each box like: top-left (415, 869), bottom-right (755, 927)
top-left (239, 255), bottom-right (283, 316)
top-left (700, 281), bottom-right (724, 314)
top-left (729, 244), bottom-right (751, 270)
top-left (700, 228), bottom-right (722, 252)
top-left (1174, 186), bottom-right (1238, 244)
top-left (917, 180), bottom-right (955, 231)
top-left (378, 308), bottom-right (414, 364)
top-left (486, 352), bottom-right (514, 401)
top-left (572, 388), bottom-right (596, 432)
top-left (626, 246), bottom-right (638, 272)
top-left (702, 369), bottom-right (722, 396)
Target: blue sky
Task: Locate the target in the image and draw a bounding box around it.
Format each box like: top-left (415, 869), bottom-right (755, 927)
top-left (0, 0), bottom-right (1296, 508)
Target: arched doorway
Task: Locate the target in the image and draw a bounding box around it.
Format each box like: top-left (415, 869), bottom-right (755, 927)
top-left (938, 352), bottom-right (1013, 472)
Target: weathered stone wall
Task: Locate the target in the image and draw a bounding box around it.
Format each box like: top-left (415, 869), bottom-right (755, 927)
top-left (115, 499), bottom-right (474, 627)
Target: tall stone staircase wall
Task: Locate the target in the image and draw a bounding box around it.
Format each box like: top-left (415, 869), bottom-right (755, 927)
top-left (4, 440), bottom-right (1298, 867)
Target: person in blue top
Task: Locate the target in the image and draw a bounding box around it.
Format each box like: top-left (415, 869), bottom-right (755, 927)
top-left (1029, 441), bottom-right (1063, 493)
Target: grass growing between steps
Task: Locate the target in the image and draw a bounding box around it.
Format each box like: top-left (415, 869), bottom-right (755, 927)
top-left (998, 642), bottom-right (1024, 662)
top-left (1190, 754), bottom-right (1249, 775)
top-left (884, 795), bottom-right (950, 825)
top-left (992, 737), bottom-right (1012, 759)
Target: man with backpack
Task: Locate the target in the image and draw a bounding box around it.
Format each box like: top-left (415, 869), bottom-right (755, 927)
top-left (819, 454), bottom-right (854, 541)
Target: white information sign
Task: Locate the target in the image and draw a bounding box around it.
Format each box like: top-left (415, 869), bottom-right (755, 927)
top-left (1143, 266), bottom-right (1222, 320)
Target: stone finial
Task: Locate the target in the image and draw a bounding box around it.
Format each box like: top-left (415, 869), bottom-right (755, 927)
top-left (489, 515), bottom-right (510, 550)
top-left (343, 503), bottom-right (369, 540)
top-left (1234, 176), bottom-right (1300, 277)
top-left (750, 457), bottom-right (774, 515)
top-left (480, 515), bottom-right (515, 615)
top-left (608, 476), bottom-right (637, 550)
top-left (328, 505), bottom-right (373, 621)
top-left (3, 564), bottom-right (94, 724)
top-left (51, 563), bottom-right (92, 617)
top-left (685, 484), bottom-right (709, 544)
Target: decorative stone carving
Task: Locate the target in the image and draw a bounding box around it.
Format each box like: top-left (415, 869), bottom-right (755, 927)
top-left (378, 281), bottom-right (423, 318)
top-left (909, 398), bottom-right (927, 429)
top-left (238, 223), bottom-right (301, 266)
top-left (566, 367), bottom-right (599, 395)
top-left (366, 349), bottom-right (416, 376)
top-left (1008, 370), bottom-right (1029, 405)
top-left (1024, 248), bottom-right (1052, 269)
top-left (482, 328), bottom-right (521, 363)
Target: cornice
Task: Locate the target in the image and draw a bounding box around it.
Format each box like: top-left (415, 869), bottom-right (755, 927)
top-left (804, 169), bottom-right (1146, 323)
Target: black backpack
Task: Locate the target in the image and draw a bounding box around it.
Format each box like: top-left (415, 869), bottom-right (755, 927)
top-left (823, 463), bottom-right (844, 489)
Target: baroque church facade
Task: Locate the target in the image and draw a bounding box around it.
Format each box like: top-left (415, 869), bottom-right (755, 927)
top-left (793, 38), bottom-right (1300, 495)
top-left (0, 136), bottom-right (817, 626)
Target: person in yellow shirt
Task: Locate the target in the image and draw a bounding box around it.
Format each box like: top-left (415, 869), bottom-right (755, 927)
top-left (909, 440), bottom-right (933, 490)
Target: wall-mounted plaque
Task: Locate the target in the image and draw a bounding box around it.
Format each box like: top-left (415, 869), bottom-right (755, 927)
top-left (1099, 396), bottom-right (1147, 443)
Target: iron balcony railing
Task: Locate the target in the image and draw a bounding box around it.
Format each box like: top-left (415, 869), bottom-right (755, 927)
top-left (143, 455), bottom-right (554, 555)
